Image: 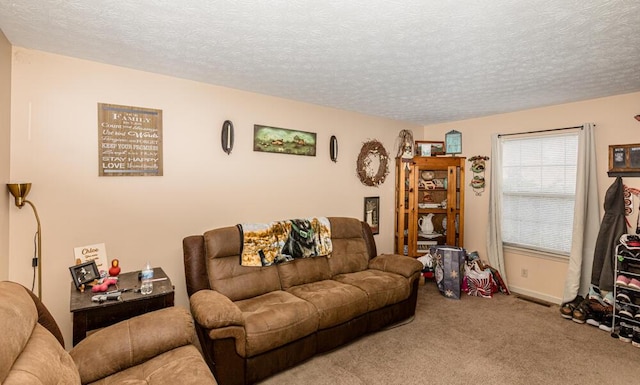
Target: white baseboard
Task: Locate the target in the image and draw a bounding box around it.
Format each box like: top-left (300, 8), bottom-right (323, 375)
top-left (508, 285), bottom-right (562, 305)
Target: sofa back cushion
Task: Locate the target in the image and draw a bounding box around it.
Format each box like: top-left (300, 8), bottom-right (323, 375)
top-left (204, 226), bottom-right (281, 301)
top-left (327, 217), bottom-right (370, 276)
top-left (0, 281), bottom-right (80, 385)
top-left (4, 325), bottom-right (81, 385)
top-left (0, 281), bottom-right (37, 383)
top-left (277, 256), bottom-right (332, 289)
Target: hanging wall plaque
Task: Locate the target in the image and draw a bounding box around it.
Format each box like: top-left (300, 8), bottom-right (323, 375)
top-left (608, 143), bottom-right (640, 176)
top-left (98, 103), bottom-right (163, 176)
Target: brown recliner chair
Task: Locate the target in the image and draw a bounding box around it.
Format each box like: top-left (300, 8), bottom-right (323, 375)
top-left (0, 281), bottom-right (217, 385)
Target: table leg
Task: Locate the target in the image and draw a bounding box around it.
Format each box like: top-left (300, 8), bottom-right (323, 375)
top-left (73, 312), bottom-right (87, 346)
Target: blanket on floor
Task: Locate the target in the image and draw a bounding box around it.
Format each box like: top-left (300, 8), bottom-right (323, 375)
top-left (239, 217), bottom-right (332, 266)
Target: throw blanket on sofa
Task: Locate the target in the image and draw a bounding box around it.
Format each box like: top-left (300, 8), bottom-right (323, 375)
top-left (239, 217), bottom-right (332, 266)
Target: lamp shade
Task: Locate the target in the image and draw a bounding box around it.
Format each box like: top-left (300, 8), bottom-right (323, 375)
top-left (7, 183), bottom-right (32, 207)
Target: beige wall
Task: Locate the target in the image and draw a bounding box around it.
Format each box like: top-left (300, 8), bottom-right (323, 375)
top-left (0, 30), bottom-right (11, 280)
top-left (8, 47), bottom-right (420, 348)
top-left (424, 92), bottom-right (640, 303)
top-left (8, 43), bottom-right (640, 346)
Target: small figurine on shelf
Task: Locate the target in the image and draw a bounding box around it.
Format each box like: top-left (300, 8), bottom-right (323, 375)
top-left (109, 258), bottom-right (121, 277)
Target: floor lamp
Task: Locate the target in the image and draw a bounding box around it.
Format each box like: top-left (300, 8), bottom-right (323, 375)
top-left (7, 183), bottom-right (42, 299)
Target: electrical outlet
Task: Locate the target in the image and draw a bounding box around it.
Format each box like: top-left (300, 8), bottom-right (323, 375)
top-left (521, 268), bottom-right (528, 278)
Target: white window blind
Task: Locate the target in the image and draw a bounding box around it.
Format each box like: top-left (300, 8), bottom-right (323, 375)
top-left (501, 132), bottom-right (578, 255)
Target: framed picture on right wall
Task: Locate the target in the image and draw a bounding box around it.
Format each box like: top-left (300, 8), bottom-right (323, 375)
top-left (608, 143), bottom-right (640, 175)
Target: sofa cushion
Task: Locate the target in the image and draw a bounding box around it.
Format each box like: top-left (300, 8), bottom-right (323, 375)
top-left (235, 291), bottom-right (319, 357)
top-left (369, 254), bottom-right (423, 278)
top-left (286, 280), bottom-right (369, 329)
top-left (333, 270), bottom-right (411, 311)
top-left (86, 345), bottom-right (217, 385)
top-left (327, 217), bottom-right (370, 276)
top-left (277, 256), bottom-right (332, 289)
top-left (0, 281), bottom-right (38, 383)
top-left (3, 324), bottom-right (81, 385)
top-left (71, 307), bottom-right (197, 384)
top-left (204, 226), bottom-right (282, 301)
top-left (190, 289), bottom-right (244, 329)
top-left (0, 281), bottom-right (80, 385)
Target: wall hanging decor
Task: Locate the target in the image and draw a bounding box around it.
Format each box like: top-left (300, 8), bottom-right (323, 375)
top-left (445, 130), bottom-right (462, 155)
top-left (329, 135), bottom-right (338, 162)
top-left (624, 185), bottom-right (640, 216)
top-left (98, 103), bottom-right (163, 176)
top-left (396, 129), bottom-right (414, 159)
top-left (364, 196), bottom-right (380, 234)
top-left (221, 120), bottom-right (234, 155)
top-left (253, 125), bottom-right (316, 156)
top-left (468, 155), bottom-right (489, 195)
top-left (608, 143), bottom-right (640, 176)
top-left (357, 139), bottom-right (389, 187)
top-left (624, 185), bottom-right (640, 234)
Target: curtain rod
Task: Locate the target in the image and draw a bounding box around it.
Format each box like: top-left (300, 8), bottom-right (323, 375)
top-left (497, 125), bottom-right (584, 138)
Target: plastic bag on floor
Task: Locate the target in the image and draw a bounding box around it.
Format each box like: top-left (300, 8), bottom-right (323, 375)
top-left (464, 260), bottom-right (497, 298)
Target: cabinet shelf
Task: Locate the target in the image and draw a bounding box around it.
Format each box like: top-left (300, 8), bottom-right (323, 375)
top-left (417, 208), bottom-right (447, 214)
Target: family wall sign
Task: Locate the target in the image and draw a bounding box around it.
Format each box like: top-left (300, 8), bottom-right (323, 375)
top-left (97, 103), bottom-right (163, 176)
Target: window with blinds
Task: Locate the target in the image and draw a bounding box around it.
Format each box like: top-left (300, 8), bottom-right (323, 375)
top-left (501, 132), bottom-right (579, 255)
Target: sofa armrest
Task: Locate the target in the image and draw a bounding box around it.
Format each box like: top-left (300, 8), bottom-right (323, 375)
top-left (70, 306), bottom-right (195, 384)
top-left (369, 254), bottom-right (423, 278)
top-left (190, 289), bottom-right (244, 329)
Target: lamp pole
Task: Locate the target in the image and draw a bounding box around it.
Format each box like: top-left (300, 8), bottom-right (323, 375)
top-left (23, 200), bottom-right (42, 299)
top-left (7, 183), bottom-right (43, 299)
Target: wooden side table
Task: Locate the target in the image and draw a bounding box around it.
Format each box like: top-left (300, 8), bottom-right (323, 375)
top-left (70, 267), bottom-right (174, 346)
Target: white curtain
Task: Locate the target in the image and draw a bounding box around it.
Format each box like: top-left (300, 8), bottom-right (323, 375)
top-left (562, 123), bottom-right (600, 302)
top-left (486, 134), bottom-right (507, 287)
top-left (486, 124), bottom-right (599, 296)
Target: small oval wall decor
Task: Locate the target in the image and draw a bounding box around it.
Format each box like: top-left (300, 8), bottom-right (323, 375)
top-left (221, 120), bottom-right (234, 155)
top-left (330, 135), bottom-right (338, 162)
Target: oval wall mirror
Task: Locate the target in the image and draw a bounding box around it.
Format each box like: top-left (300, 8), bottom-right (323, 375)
top-left (221, 120), bottom-right (234, 155)
top-left (329, 135), bottom-right (338, 162)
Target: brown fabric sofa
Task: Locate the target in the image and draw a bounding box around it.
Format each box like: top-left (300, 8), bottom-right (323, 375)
top-left (0, 281), bottom-right (217, 385)
top-left (183, 217), bottom-right (423, 385)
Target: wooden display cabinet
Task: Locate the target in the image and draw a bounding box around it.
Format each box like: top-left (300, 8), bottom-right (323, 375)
top-left (395, 156), bottom-right (465, 257)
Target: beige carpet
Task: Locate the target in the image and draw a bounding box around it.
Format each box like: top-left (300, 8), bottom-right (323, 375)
top-left (260, 281), bottom-right (639, 384)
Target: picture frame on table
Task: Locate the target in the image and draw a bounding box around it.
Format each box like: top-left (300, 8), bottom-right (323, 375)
top-left (69, 260), bottom-right (100, 290)
top-left (415, 141), bottom-right (445, 156)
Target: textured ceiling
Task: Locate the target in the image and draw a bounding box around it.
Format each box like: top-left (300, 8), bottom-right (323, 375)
top-left (0, 1), bottom-right (639, 125)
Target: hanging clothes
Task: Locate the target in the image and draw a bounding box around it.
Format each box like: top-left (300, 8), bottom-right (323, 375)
top-left (591, 177), bottom-right (627, 291)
